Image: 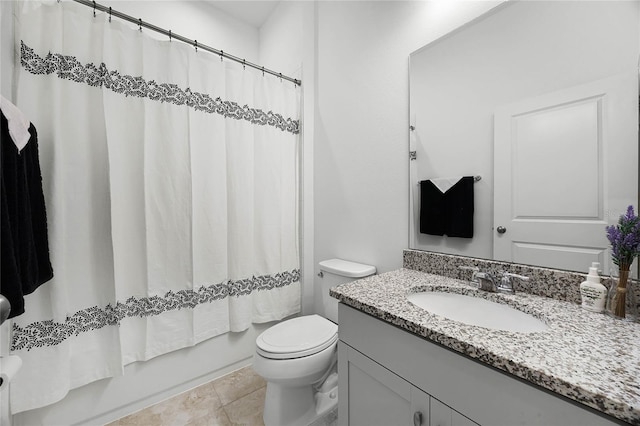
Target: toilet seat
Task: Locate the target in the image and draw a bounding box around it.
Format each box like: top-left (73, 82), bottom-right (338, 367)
top-left (256, 315), bottom-right (338, 360)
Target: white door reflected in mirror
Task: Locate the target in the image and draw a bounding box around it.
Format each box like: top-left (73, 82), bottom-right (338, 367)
top-left (493, 73), bottom-right (637, 273)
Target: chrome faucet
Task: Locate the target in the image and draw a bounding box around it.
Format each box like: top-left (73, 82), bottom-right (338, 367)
top-left (475, 272), bottom-right (496, 292)
top-left (461, 270), bottom-right (529, 295)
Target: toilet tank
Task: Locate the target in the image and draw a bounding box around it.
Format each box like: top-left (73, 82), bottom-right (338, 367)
top-left (318, 259), bottom-right (376, 324)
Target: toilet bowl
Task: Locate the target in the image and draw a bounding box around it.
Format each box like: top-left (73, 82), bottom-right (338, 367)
top-left (254, 259), bottom-right (376, 426)
top-left (254, 315), bottom-right (339, 426)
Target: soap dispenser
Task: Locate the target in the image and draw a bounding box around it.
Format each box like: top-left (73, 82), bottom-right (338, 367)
top-left (580, 262), bottom-right (607, 313)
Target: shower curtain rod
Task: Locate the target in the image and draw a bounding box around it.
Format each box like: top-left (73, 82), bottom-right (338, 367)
top-left (71, 0), bottom-right (301, 86)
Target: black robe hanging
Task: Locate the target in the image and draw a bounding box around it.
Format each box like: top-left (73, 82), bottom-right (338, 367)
top-left (1, 111), bottom-right (53, 319)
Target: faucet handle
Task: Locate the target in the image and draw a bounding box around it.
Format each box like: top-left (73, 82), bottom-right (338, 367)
top-left (503, 272), bottom-right (529, 281)
top-left (497, 273), bottom-right (529, 294)
top-left (475, 272), bottom-right (496, 291)
top-left (459, 266), bottom-right (480, 287)
top-left (475, 271), bottom-right (493, 279)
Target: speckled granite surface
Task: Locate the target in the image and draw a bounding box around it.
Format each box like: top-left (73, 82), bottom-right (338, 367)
top-left (330, 268), bottom-right (640, 425)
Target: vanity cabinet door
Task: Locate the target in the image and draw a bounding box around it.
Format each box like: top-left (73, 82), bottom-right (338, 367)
top-left (338, 342), bottom-right (430, 426)
top-left (430, 397), bottom-right (452, 426)
top-left (411, 387), bottom-right (430, 426)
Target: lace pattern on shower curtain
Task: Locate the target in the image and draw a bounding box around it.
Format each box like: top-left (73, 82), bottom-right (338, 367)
top-left (12, 269), bottom-right (300, 351)
top-left (20, 41), bottom-right (300, 135)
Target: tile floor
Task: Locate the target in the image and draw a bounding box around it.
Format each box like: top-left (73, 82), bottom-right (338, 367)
top-left (106, 366), bottom-right (267, 426)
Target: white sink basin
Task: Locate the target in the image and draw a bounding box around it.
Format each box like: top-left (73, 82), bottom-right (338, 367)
top-left (407, 291), bottom-right (548, 333)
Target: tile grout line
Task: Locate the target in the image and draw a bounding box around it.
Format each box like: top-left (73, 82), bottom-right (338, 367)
top-left (221, 385), bottom-right (267, 426)
top-left (218, 385), bottom-right (267, 409)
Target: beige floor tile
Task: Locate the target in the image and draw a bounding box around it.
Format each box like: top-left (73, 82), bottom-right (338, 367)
top-left (179, 381), bottom-right (225, 419)
top-left (187, 407), bottom-right (233, 426)
top-left (222, 387), bottom-right (266, 426)
top-left (108, 366), bottom-right (266, 426)
top-left (212, 366), bottom-right (266, 406)
top-left (113, 381), bottom-right (224, 426)
top-left (115, 406), bottom-right (163, 425)
top-left (150, 392), bottom-right (203, 426)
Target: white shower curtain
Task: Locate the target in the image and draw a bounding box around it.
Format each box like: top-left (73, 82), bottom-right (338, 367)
top-left (10, 0), bottom-right (300, 413)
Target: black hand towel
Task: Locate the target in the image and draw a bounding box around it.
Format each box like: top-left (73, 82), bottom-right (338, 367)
top-left (1, 111), bottom-right (53, 318)
top-left (420, 176), bottom-right (474, 238)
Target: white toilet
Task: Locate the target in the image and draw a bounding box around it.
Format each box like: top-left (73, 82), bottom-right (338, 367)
top-left (253, 258), bottom-right (376, 426)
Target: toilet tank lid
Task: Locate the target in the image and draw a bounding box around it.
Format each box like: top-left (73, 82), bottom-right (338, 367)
top-left (319, 259), bottom-right (376, 278)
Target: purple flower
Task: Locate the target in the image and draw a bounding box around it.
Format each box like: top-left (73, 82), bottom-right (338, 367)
top-left (606, 205), bottom-right (640, 267)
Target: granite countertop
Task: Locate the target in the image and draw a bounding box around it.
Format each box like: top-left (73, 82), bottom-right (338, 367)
top-left (330, 268), bottom-right (640, 425)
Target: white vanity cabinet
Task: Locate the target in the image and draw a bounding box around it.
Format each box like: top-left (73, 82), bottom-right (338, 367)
top-left (339, 339), bottom-right (475, 426)
top-left (337, 303), bottom-right (621, 426)
top-left (340, 343), bottom-right (430, 426)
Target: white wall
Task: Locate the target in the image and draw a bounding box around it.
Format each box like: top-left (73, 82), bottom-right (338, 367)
top-left (0, 1), bottom-right (15, 100)
top-left (7, 2), bottom-right (272, 425)
top-left (313, 1), bottom-right (502, 315)
top-left (259, 1), bottom-right (316, 315)
top-left (100, 0), bottom-right (260, 62)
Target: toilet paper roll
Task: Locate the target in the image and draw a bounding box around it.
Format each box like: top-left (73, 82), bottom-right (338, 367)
top-left (0, 356), bottom-right (23, 391)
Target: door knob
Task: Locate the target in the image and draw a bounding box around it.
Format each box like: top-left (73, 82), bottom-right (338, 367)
top-left (497, 226), bottom-right (507, 234)
top-left (413, 411), bottom-right (423, 426)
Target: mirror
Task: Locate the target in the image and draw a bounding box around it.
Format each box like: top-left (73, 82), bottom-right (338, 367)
top-left (409, 1), bottom-right (639, 274)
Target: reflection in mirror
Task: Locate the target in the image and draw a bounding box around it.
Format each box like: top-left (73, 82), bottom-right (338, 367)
top-left (409, 1), bottom-right (639, 274)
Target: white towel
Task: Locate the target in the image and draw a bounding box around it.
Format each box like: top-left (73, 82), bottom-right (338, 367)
top-left (1, 96), bottom-right (31, 152)
top-left (429, 176), bottom-right (463, 193)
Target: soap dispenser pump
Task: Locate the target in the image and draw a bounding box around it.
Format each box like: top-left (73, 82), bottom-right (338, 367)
top-left (580, 262), bottom-right (607, 313)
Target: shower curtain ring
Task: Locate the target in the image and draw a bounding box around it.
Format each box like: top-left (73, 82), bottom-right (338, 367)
top-left (108, 7), bottom-right (112, 22)
top-left (262, 66), bottom-right (265, 77)
top-left (279, 73), bottom-right (283, 82)
top-left (169, 30), bottom-right (172, 42)
top-left (220, 50), bottom-right (223, 62)
top-left (93, 0), bottom-right (96, 17)
top-left (138, 18), bottom-right (142, 32)
top-left (242, 59), bottom-right (246, 70)
top-left (194, 40), bottom-right (198, 52)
